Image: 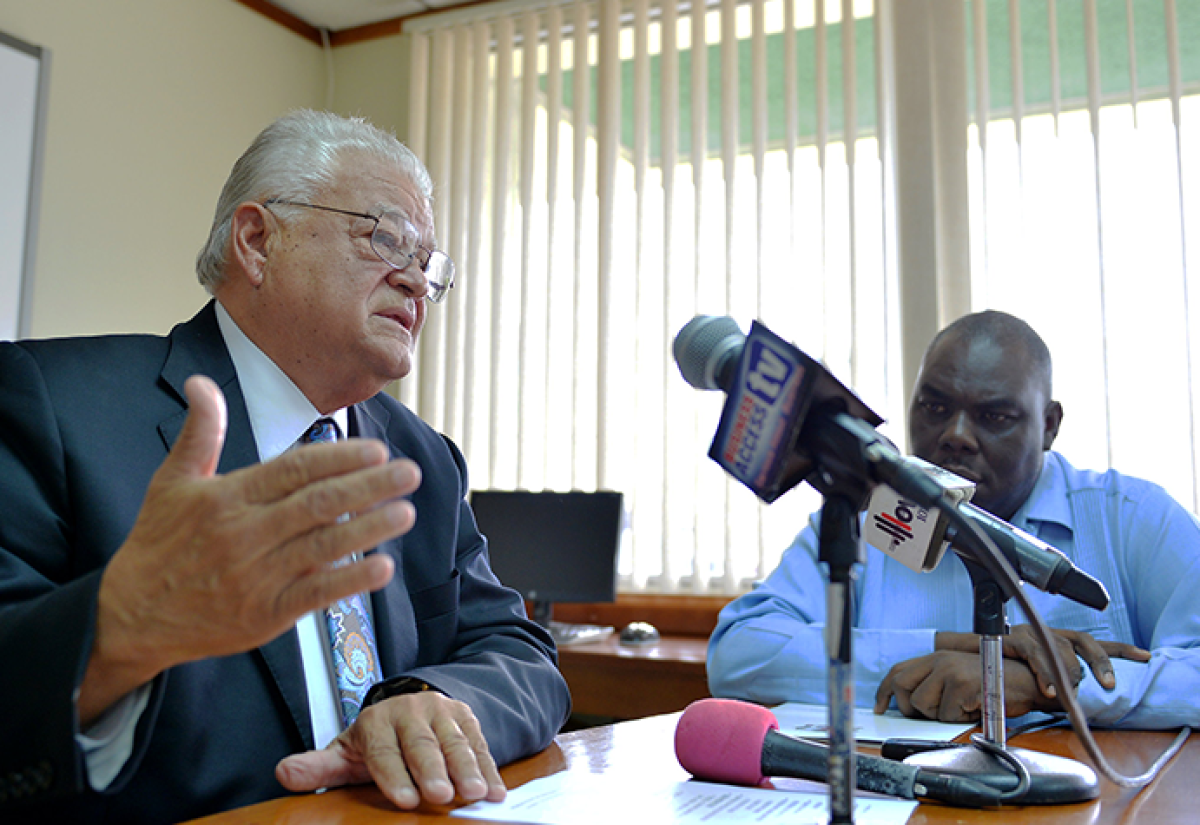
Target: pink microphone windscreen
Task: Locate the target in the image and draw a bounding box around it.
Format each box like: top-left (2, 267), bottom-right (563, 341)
top-left (674, 698), bottom-right (777, 786)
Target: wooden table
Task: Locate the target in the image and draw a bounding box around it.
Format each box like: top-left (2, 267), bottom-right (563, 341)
top-left (187, 712), bottom-right (1198, 824)
top-left (556, 634), bottom-right (710, 719)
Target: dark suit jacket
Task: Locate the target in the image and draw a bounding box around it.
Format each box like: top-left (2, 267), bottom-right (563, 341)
top-left (0, 303), bottom-right (570, 824)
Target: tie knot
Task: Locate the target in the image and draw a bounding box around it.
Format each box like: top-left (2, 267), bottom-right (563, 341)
top-left (303, 418), bottom-right (341, 444)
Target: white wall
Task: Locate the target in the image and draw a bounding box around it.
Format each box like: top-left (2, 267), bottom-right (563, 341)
top-left (0, 0), bottom-right (325, 337)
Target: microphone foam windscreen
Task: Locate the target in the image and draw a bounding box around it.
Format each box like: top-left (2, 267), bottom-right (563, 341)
top-left (674, 698), bottom-right (776, 786)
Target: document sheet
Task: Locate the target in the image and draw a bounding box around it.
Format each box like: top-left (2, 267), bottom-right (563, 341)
top-left (452, 772), bottom-right (918, 825)
top-left (771, 702), bottom-right (976, 743)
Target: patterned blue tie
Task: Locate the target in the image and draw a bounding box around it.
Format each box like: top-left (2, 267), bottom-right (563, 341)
top-left (302, 418), bottom-right (383, 727)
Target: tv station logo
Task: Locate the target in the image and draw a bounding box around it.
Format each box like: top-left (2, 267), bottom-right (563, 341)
top-left (710, 323), bottom-right (807, 500)
top-left (721, 339), bottom-right (798, 477)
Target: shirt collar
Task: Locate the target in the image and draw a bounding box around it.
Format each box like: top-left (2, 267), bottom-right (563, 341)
top-left (215, 301), bottom-right (349, 462)
top-left (1010, 451), bottom-right (1072, 534)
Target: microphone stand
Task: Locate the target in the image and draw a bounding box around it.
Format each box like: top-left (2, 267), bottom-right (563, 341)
top-left (901, 560), bottom-right (1100, 804)
top-left (818, 494), bottom-right (863, 824)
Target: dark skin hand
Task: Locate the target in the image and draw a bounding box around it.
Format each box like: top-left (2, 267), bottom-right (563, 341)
top-left (876, 626), bottom-right (1151, 721)
top-left (935, 625), bottom-right (1150, 697)
top-left (875, 650), bottom-right (1053, 722)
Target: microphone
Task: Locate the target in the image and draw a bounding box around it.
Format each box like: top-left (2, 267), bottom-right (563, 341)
top-left (674, 699), bottom-right (1000, 808)
top-left (863, 479), bottom-right (1109, 610)
top-left (951, 502), bottom-right (1110, 611)
top-left (675, 315), bottom-right (1110, 611)
top-left (672, 315), bottom-right (884, 504)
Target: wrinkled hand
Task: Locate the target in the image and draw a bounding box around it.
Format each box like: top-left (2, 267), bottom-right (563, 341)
top-left (275, 691), bottom-right (506, 810)
top-left (874, 650), bottom-right (1061, 722)
top-left (80, 375), bottom-right (421, 724)
top-left (935, 625), bottom-right (1149, 700)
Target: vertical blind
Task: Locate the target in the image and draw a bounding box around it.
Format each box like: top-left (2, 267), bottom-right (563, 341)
top-left (401, 0), bottom-right (1200, 595)
top-left (966, 0), bottom-right (1200, 512)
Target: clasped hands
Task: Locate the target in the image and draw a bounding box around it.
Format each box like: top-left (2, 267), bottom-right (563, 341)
top-left (875, 625), bottom-right (1151, 722)
top-left (82, 375), bottom-right (504, 810)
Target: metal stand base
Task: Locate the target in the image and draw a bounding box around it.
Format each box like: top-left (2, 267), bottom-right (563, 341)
top-left (905, 744), bottom-right (1100, 805)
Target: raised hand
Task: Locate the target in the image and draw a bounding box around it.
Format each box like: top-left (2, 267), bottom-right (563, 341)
top-left (78, 375), bottom-right (420, 725)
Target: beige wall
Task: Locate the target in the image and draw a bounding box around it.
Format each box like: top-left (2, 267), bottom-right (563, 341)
top-left (0, 0), bottom-right (326, 337)
top-left (330, 33), bottom-right (412, 146)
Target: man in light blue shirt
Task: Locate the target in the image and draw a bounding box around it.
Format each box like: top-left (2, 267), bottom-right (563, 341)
top-left (709, 310), bottom-right (1200, 729)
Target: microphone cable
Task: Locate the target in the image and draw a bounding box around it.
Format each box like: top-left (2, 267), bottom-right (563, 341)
top-left (934, 490), bottom-right (1191, 792)
top-left (860, 437), bottom-right (1190, 792)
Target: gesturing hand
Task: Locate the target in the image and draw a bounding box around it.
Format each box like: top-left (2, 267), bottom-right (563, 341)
top-left (79, 375), bottom-right (421, 724)
top-left (275, 691), bottom-right (507, 810)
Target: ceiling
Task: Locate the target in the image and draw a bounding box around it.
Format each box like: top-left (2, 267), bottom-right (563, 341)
top-left (267, 0), bottom-right (451, 30)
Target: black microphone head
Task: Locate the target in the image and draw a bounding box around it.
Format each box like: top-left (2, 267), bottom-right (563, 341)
top-left (1058, 568), bottom-right (1110, 611)
top-left (673, 315), bottom-right (744, 391)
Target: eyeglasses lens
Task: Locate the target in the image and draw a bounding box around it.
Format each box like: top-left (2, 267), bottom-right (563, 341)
top-left (371, 213), bottom-right (455, 304)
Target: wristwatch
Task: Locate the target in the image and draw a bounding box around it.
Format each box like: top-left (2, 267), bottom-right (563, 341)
top-left (364, 675), bottom-right (444, 707)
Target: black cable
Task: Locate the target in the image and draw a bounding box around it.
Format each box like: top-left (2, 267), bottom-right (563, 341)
top-left (937, 495), bottom-right (1191, 791)
top-left (968, 733), bottom-right (1032, 802)
top-left (839, 418), bottom-right (1190, 796)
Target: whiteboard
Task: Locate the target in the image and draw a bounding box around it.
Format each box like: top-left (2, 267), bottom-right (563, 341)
top-left (0, 31), bottom-right (48, 341)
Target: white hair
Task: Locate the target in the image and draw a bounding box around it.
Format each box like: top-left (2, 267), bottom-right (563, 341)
top-left (195, 109), bottom-right (432, 292)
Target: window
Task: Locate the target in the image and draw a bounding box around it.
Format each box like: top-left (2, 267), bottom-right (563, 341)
top-left (402, 0), bottom-right (1200, 595)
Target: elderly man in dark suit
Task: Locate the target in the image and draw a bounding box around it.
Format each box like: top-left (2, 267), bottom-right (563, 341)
top-left (0, 110), bottom-right (570, 824)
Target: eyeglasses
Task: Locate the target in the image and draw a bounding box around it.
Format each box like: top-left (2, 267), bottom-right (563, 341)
top-left (263, 199), bottom-right (455, 303)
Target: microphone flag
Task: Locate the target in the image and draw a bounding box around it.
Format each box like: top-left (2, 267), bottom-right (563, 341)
top-left (708, 321), bottom-right (882, 503)
top-left (862, 456), bottom-right (976, 573)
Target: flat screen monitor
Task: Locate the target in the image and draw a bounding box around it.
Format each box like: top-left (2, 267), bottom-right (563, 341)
top-left (469, 489), bottom-right (623, 625)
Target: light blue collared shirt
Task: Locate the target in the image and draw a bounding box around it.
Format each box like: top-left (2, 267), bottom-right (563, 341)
top-left (708, 450), bottom-right (1200, 729)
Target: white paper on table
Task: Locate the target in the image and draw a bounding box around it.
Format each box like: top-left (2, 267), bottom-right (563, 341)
top-left (451, 771), bottom-right (918, 825)
top-left (771, 702), bottom-right (975, 743)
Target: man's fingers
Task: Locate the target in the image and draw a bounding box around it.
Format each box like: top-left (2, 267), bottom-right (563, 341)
top-left (1100, 640), bottom-right (1151, 662)
top-left (874, 673), bottom-right (897, 714)
top-left (1005, 626), bottom-right (1083, 697)
top-left (1074, 635), bottom-right (1117, 689)
top-left (876, 659), bottom-right (933, 718)
top-left (351, 693), bottom-right (501, 810)
top-left (240, 460), bottom-right (419, 582)
top-left (286, 498), bottom-right (414, 574)
top-left (354, 723), bottom-right (425, 810)
top-left (400, 718), bottom-right (473, 805)
top-left (278, 689), bottom-right (503, 813)
top-left (282, 552), bottom-right (397, 619)
top-left (937, 681), bottom-right (980, 723)
top-left (1021, 645), bottom-right (1059, 698)
top-left (286, 459), bottom-right (421, 529)
top-left (240, 439), bottom-right (398, 507)
top-left (431, 714), bottom-right (494, 803)
top-left (907, 677), bottom-right (943, 720)
top-left (164, 376), bottom-right (228, 479)
top-left (395, 706), bottom-right (495, 805)
top-left (275, 746), bottom-right (371, 792)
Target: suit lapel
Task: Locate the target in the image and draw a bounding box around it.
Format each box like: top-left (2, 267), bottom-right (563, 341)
top-left (156, 302), bottom-right (259, 472)
top-left (155, 302), bottom-right (312, 750)
top-left (352, 399), bottom-right (418, 676)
